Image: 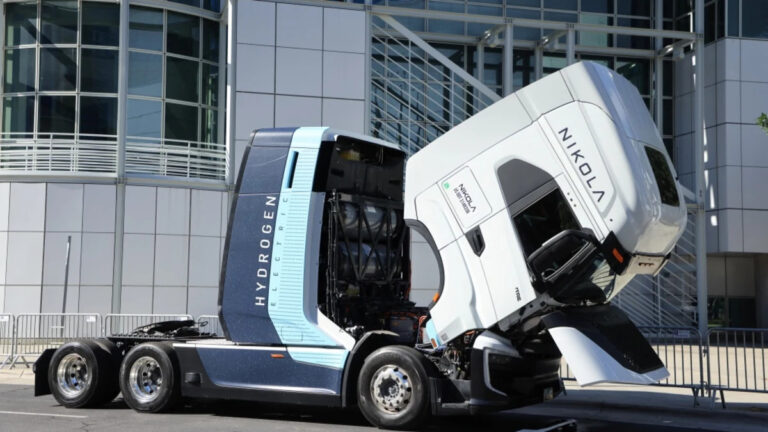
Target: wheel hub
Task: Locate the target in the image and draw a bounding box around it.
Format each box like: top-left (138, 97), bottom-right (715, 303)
top-left (370, 365), bottom-right (412, 414)
top-left (56, 353), bottom-right (90, 398)
top-left (128, 356), bottom-right (163, 403)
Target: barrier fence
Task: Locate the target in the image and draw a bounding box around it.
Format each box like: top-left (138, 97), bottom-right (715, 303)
top-left (0, 312), bottom-right (766, 400)
top-left (0, 314), bottom-right (12, 369)
top-left (707, 328), bottom-right (768, 394)
top-left (9, 313), bottom-right (101, 369)
top-left (103, 314), bottom-right (193, 337)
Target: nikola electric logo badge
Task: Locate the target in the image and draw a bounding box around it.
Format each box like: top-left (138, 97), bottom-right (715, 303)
top-left (441, 167), bottom-right (491, 228)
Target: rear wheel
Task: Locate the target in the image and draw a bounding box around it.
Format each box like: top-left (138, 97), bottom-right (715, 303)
top-left (357, 346), bottom-right (431, 430)
top-left (48, 340), bottom-right (112, 408)
top-left (119, 343), bottom-right (180, 413)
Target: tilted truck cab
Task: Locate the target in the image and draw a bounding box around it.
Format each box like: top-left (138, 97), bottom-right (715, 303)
top-left (34, 62), bottom-right (686, 430)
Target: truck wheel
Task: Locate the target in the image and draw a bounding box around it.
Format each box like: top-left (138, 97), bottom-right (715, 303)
top-left (357, 346), bottom-right (430, 430)
top-left (119, 343), bottom-right (180, 413)
top-left (48, 340), bottom-right (112, 408)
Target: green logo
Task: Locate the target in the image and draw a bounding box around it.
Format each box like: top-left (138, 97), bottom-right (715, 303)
top-left (443, 182), bottom-right (450, 190)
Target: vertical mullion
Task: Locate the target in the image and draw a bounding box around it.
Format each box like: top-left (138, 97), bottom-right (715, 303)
top-left (161, 8), bottom-right (166, 146)
top-left (75, 0), bottom-right (81, 142)
top-left (34, 0), bottom-right (41, 141)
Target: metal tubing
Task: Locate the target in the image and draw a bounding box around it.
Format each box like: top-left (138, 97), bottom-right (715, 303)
top-left (565, 26), bottom-right (575, 65)
top-left (694, 0), bottom-right (708, 337)
top-left (503, 23), bottom-right (514, 96)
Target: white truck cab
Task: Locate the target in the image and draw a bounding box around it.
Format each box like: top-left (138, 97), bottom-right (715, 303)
top-left (406, 61), bottom-right (686, 386)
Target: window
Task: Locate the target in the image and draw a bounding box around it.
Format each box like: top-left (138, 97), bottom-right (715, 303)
top-left (2, 96), bottom-right (34, 134)
top-left (127, 98), bottom-right (162, 138)
top-left (128, 52), bottom-right (162, 97)
top-left (81, 49), bottom-right (118, 93)
top-left (39, 48), bottom-right (77, 91)
top-left (3, 48), bottom-right (36, 92)
top-left (40, 0), bottom-right (77, 44)
top-left (513, 189), bottom-right (580, 257)
top-left (82, 2), bottom-right (120, 46)
top-left (167, 12), bottom-right (199, 58)
top-left (742, 0), bottom-right (768, 38)
top-left (130, 7), bottom-right (163, 51)
top-left (581, 0), bottom-right (613, 14)
top-left (165, 102), bottom-right (198, 141)
top-left (166, 57), bottom-right (199, 103)
top-left (80, 97), bottom-right (118, 136)
top-left (38, 95), bottom-right (76, 134)
top-left (5, 2), bottom-right (37, 46)
top-left (645, 146), bottom-right (680, 207)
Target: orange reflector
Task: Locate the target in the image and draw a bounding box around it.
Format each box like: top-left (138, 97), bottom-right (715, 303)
top-left (270, 353), bottom-right (285, 359)
top-left (432, 292), bottom-right (440, 303)
top-left (430, 338), bottom-right (437, 348)
top-left (612, 248), bottom-right (624, 264)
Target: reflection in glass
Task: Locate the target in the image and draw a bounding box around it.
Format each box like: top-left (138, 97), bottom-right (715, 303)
top-left (38, 95), bottom-right (76, 134)
top-left (129, 6), bottom-right (163, 51)
top-left (82, 2), bottom-right (120, 46)
top-left (165, 102), bottom-right (198, 141)
top-left (581, 0), bottom-right (612, 14)
top-left (202, 64), bottom-right (218, 107)
top-left (167, 12), bottom-right (200, 58)
top-left (204, 0), bottom-right (221, 12)
top-left (166, 57), bottom-right (199, 103)
top-left (579, 14), bottom-right (612, 47)
top-left (40, 47), bottom-right (77, 91)
top-left (80, 97), bottom-right (117, 136)
top-left (200, 108), bottom-right (218, 143)
top-left (617, 0), bottom-right (650, 16)
top-left (544, 0), bottom-right (576, 10)
top-left (202, 19), bottom-right (219, 62)
top-left (4, 48), bottom-right (36, 92)
top-left (742, 0), bottom-right (768, 39)
top-left (2, 96), bottom-right (34, 134)
top-left (5, 2), bottom-right (37, 46)
top-left (40, 0), bottom-right (78, 44)
top-left (617, 58), bottom-right (650, 95)
top-left (81, 49), bottom-right (119, 93)
top-left (128, 52), bottom-right (162, 97)
top-left (127, 98), bottom-right (162, 138)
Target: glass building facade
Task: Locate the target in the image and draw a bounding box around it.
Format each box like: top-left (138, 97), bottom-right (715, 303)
top-left (1, 0), bottom-right (224, 179)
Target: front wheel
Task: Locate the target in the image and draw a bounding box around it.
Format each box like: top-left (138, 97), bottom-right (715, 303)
top-left (119, 343), bottom-right (180, 413)
top-left (357, 346), bottom-right (431, 430)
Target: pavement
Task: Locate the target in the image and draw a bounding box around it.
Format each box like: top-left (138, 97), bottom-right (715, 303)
top-left (0, 369), bottom-right (767, 431)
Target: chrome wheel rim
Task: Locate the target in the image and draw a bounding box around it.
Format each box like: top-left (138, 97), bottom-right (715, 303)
top-left (56, 353), bottom-right (90, 398)
top-left (370, 364), bottom-right (412, 414)
top-left (128, 356), bottom-right (163, 404)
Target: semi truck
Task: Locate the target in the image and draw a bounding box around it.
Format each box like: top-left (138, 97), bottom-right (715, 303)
top-left (34, 61), bottom-right (687, 430)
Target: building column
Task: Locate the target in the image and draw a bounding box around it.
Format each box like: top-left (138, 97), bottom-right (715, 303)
top-left (111, 0), bottom-right (131, 313)
top-left (694, 0), bottom-right (708, 335)
top-left (654, 0), bottom-right (663, 130)
top-left (534, 46), bottom-right (543, 80)
top-left (565, 25), bottom-right (575, 65)
top-left (502, 23), bottom-right (513, 96)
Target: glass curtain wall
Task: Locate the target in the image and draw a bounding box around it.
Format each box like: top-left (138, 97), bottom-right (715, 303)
top-left (1, 0), bottom-right (223, 177)
top-left (3, 0), bottom-right (119, 140)
top-left (127, 5), bottom-right (220, 147)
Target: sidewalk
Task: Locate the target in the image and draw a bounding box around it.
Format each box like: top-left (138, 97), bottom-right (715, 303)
top-left (518, 382), bottom-right (768, 432)
top-left (0, 367), bottom-right (34, 385)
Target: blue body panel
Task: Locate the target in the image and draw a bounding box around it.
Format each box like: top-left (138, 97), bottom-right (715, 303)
top-left (194, 346), bottom-right (345, 395)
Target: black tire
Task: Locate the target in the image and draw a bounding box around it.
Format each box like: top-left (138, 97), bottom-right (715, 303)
top-left (92, 339), bottom-right (122, 404)
top-left (119, 343), bottom-right (180, 413)
top-left (48, 340), bottom-right (113, 408)
top-left (357, 346), bottom-right (431, 430)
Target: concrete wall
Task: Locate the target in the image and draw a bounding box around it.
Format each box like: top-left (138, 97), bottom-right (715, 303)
top-left (675, 38), bottom-right (768, 255)
top-left (0, 183), bottom-right (227, 318)
top-left (233, 0), bottom-right (368, 175)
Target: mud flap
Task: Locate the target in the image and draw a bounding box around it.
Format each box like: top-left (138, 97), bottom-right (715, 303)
top-left (33, 349), bottom-right (55, 396)
top-left (542, 304), bottom-right (668, 385)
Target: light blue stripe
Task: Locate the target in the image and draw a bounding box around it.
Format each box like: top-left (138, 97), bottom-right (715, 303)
top-left (268, 128), bottom-right (348, 369)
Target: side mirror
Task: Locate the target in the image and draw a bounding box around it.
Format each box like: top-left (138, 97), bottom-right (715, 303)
top-left (527, 229), bottom-right (599, 288)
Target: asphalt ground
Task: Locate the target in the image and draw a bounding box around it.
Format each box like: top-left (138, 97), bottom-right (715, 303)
top-left (1, 383), bottom-right (762, 432)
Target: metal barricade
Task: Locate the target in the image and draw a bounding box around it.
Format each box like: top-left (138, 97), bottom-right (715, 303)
top-left (103, 314), bottom-right (193, 337)
top-left (0, 314), bottom-right (13, 369)
top-left (10, 313), bottom-right (102, 368)
top-left (560, 326), bottom-right (706, 402)
top-left (196, 315), bottom-right (223, 337)
top-left (706, 328), bottom-right (768, 394)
